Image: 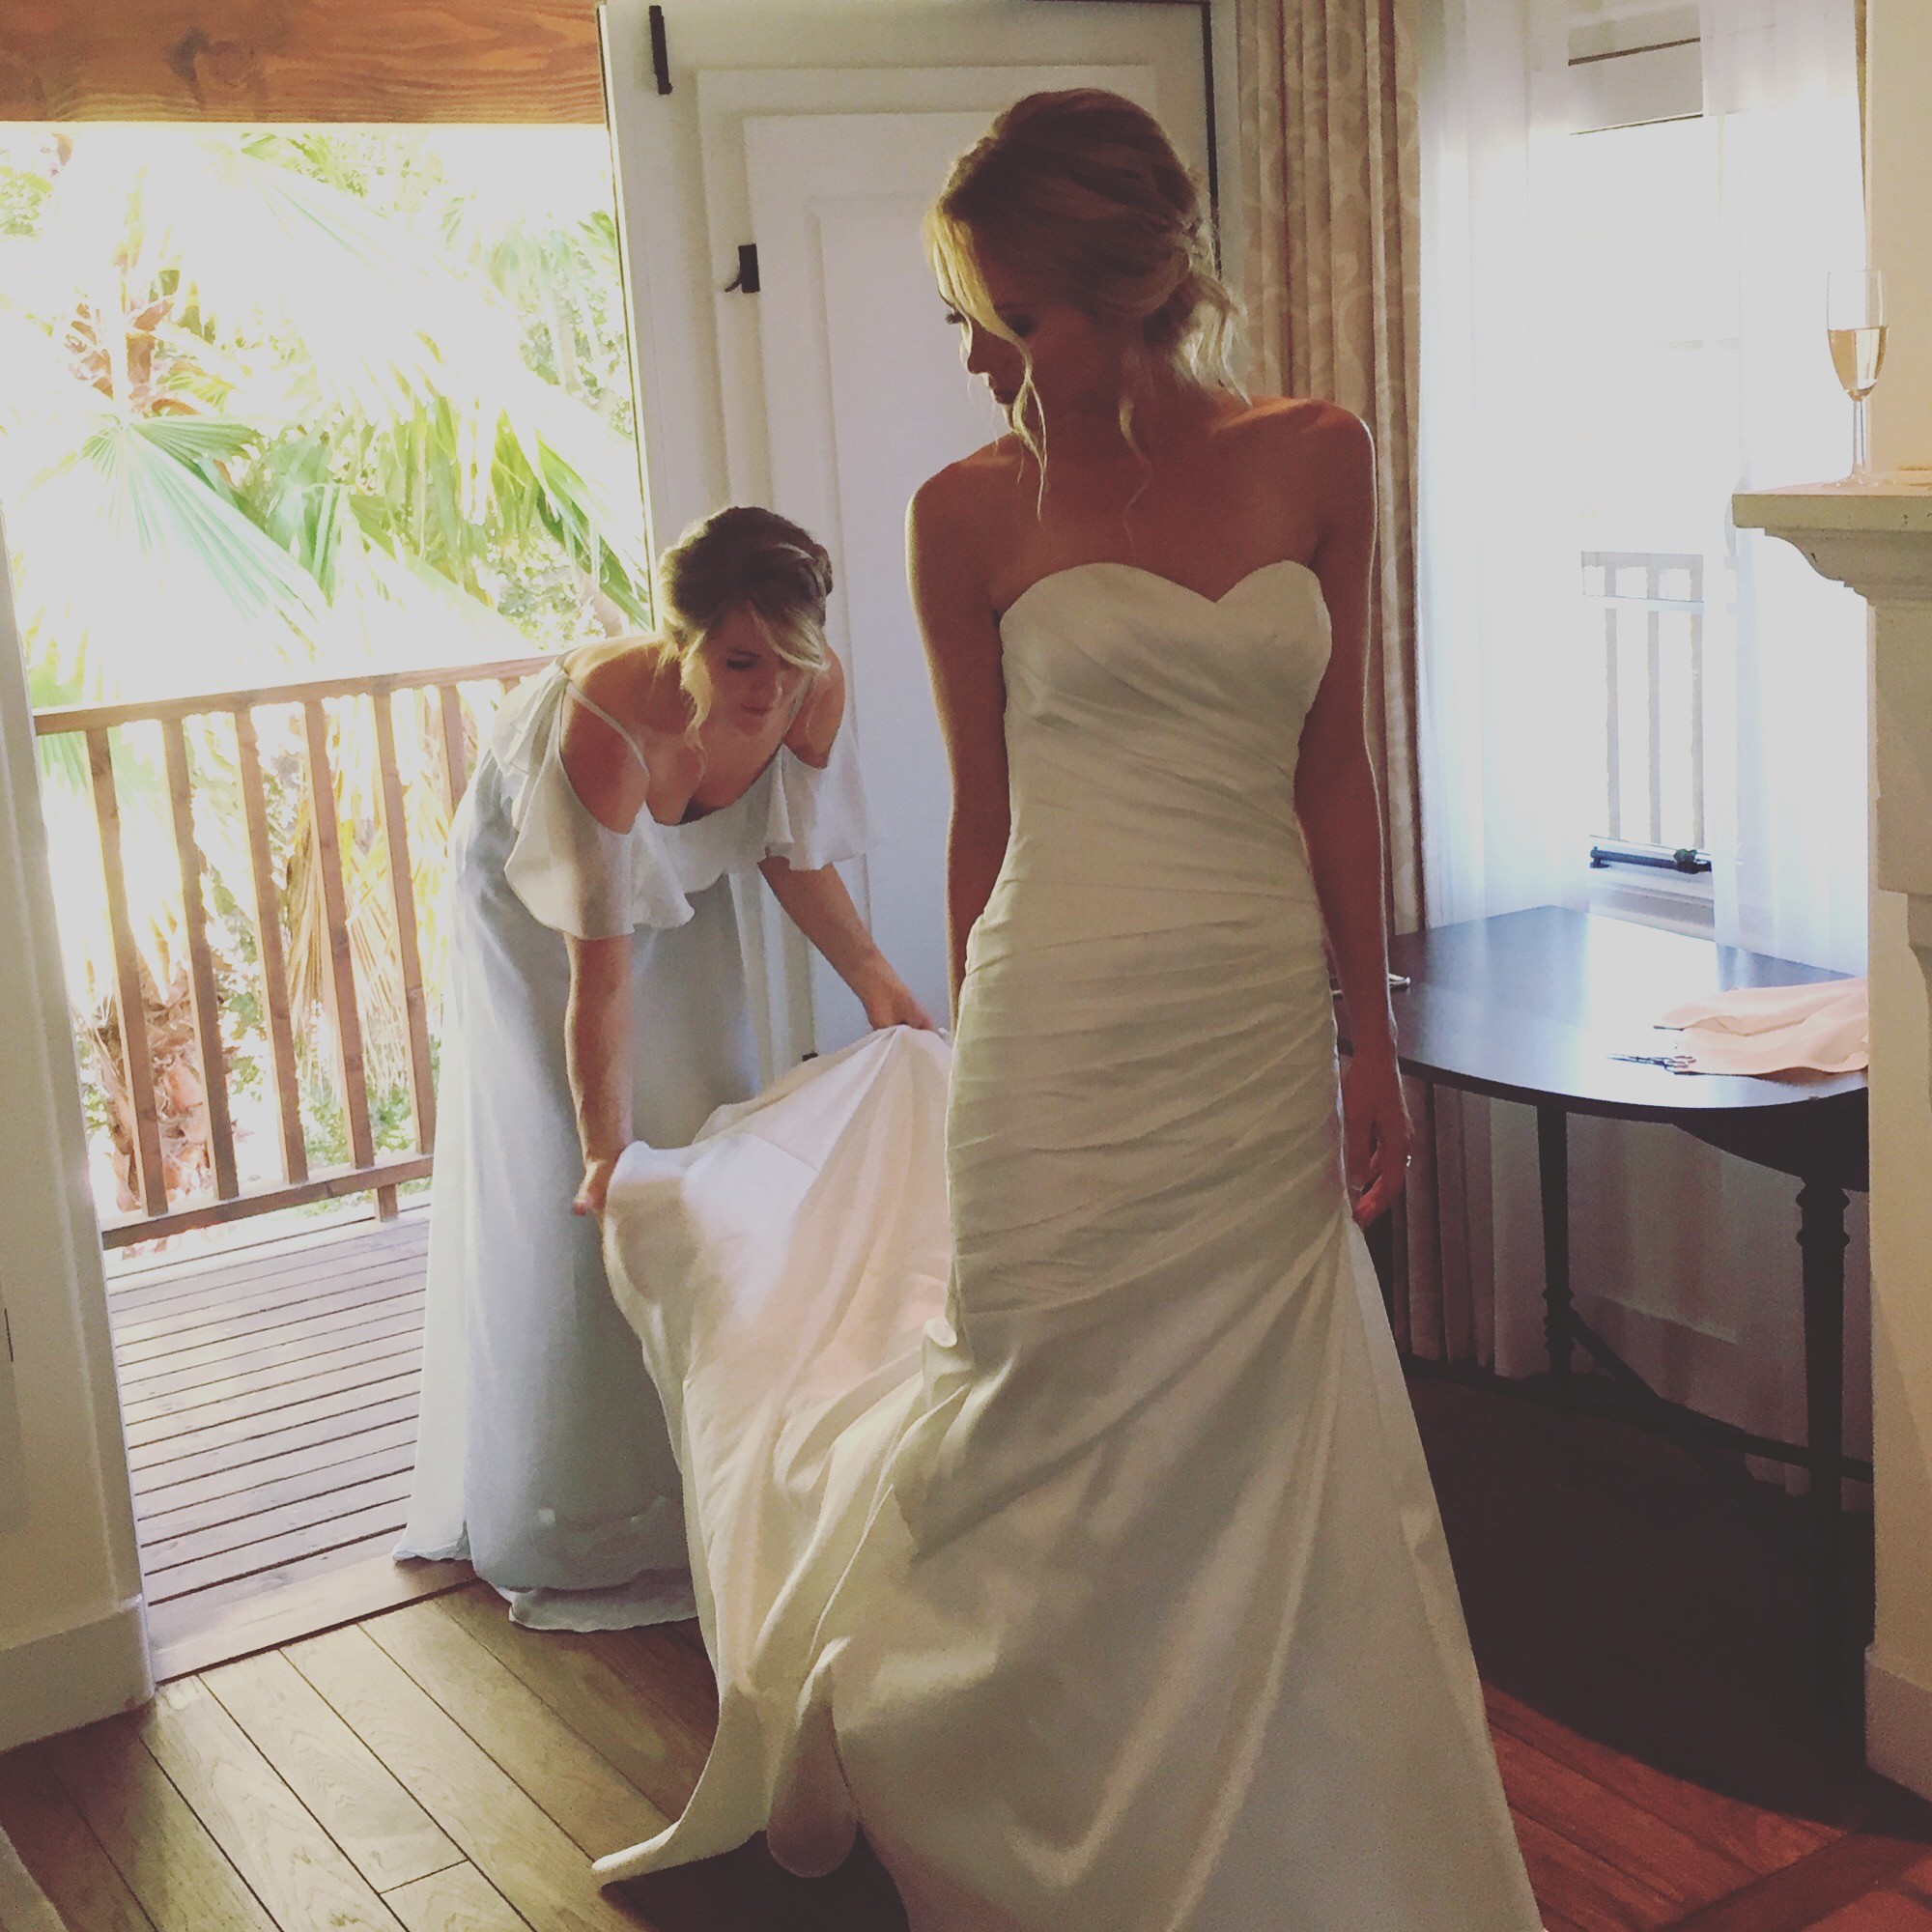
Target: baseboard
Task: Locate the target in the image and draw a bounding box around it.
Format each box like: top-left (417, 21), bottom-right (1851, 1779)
top-left (0, 1596), bottom-right (151, 1753)
top-left (1866, 1645), bottom-right (1932, 1798)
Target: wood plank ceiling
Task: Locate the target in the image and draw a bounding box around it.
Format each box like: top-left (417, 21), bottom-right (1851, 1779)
top-left (0, 0), bottom-right (606, 123)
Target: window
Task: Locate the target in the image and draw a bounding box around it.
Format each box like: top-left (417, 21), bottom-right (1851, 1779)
top-left (1557, 90), bottom-right (1736, 926)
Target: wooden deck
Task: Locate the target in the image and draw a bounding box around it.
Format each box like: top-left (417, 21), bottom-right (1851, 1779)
top-left (107, 1210), bottom-right (461, 1681)
top-left (3, 1377), bottom-right (1931, 1930)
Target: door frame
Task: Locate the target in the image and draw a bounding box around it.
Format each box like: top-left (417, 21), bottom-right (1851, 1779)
top-left (599, 0), bottom-right (1240, 1069)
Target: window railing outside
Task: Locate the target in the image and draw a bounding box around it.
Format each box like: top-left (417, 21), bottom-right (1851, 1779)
top-left (1581, 551), bottom-right (1709, 868)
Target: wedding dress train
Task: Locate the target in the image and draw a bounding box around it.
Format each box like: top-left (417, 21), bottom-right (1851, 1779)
top-left (598, 561), bottom-right (1541, 1928)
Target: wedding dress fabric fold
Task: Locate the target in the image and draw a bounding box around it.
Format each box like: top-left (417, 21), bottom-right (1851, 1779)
top-left (397, 661), bottom-right (873, 1631)
top-left (599, 563), bottom-right (1541, 1926)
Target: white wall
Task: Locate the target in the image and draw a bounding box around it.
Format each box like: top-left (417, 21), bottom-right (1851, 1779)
top-left (600, 0), bottom-right (1227, 549)
top-left (1861, 0), bottom-right (1932, 1795)
top-left (0, 517), bottom-right (151, 1749)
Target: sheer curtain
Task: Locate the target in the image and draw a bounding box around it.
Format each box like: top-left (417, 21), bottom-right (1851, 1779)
top-left (1704, 0), bottom-right (1868, 970)
top-left (1413, 0), bottom-right (1871, 1451)
top-left (1417, 0), bottom-right (1866, 956)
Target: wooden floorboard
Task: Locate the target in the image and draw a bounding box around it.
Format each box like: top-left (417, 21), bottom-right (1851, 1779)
top-left (16, 1304), bottom-right (1925, 1929)
top-left (146, 1551), bottom-right (472, 1687)
top-left (286, 1627), bottom-right (652, 1931)
top-left (384, 1861), bottom-right (530, 1931)
top-left (199, 1650), bottom-right (460, 1894)
top-left (118, 1300), bottom-right (427, 1396)
top-left (129, 1395), bottom-right (422, 1492)
top-left (133, 1678), bottom-right (405, 1932)
top-left (122, 1366), bottom-right (423, 1456)
top-left (114, 1274), bottom-right (425, 1359)
top-left (0, 1748), bottom-right (157, 1932)
top-left (140, 1440), bottom-right (419, 1547)
top-left (107, 1214), bottom-right (428, 1310)
top-left (96, 1215), bottom-right (450, 1674)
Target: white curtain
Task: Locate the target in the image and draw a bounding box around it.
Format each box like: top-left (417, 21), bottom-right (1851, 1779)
top-left (1412, 0), bottom-right (1580, 931)
top-left (1703, 0), bottom-right (1869, 970)
top-left (1413, 0), bottom-right (1871, 1465)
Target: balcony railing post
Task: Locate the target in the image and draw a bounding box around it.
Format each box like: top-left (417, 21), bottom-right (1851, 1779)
top-left (232, 706), bottom-right (309, 1189)
top-left (300, 698), bottom-right (384, 1217)
top-left (34, 656), bottom-right (543, 1247)
top-left (86, 726), bottom-right (169, 1218)
top-left (438, 683), bottom-right (469, 819)
top-left (160, 718), bottom-right (240, 1202)
top-left (373, 690), bottom-right (438, 1157)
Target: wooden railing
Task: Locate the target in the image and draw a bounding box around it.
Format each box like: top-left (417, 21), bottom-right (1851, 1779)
top-left (34, 656), bottom-right (548, 1248)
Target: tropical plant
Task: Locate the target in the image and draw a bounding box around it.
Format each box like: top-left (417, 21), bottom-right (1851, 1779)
top-left (0, 123), bottom-right (650, 1224)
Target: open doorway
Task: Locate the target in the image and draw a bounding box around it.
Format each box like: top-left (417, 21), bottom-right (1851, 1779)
top-left (1, 122), bottom-right (650, 1672)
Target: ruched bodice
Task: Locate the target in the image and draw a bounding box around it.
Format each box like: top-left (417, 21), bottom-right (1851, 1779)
top-left (990, 559), bottom-right (1328, 923)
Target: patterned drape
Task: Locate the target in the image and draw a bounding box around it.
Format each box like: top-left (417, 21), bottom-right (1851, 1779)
top-left (1236, 0), bottom-right (1472, 1357)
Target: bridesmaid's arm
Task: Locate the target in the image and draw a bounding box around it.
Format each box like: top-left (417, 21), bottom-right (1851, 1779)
top-left (907, 468), bottom-right (1009, 1016)
top-left (566, 932), bottom-right (633, 1216)
top-left (1293, 406), bottom-right (1413, 1229)
top-left (757, 859), bottom-right (935, 1030)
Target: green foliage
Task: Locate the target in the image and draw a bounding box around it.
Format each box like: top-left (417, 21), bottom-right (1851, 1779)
top-left (0, 125), bottom-right (650, 1223)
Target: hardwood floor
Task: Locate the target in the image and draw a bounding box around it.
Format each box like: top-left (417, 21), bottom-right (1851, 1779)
top-left (106, 1213), bottom-right (454, 1678)
top-left (34, 1289), bottom-right (1925, 1928)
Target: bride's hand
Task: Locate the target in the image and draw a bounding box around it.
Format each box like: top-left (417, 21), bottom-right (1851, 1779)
top-left (573, 1154), bottom-right (620, 1218)
top-left (1342, 1052), bottom-right (1412, 1229)
top-left (854, 958), bottom-right (937, 1033)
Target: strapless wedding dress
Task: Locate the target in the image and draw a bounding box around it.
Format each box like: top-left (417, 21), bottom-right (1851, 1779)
top-left (598, 561), bottom-right (1541, 1929)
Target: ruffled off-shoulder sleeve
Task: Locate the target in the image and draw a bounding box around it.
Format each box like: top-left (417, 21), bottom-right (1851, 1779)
top-left (495, 672), bottom-right (694, 941)
top-left (759, 719), bottom-right (878, 870)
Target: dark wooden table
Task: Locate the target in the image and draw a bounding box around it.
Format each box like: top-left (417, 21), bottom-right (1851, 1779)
top-left (1355, 906), bottom-right (1869, 1724)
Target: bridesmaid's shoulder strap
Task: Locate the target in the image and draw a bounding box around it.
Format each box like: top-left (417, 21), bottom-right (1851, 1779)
top-left (560, 676), bottom-right (652, 777)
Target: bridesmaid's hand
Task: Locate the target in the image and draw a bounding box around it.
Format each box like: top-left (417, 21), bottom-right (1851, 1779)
top-left (855, 959), bottom-right (938, 1033)
top-left (1342, 1052), bottom-right (1412, 1229)
top-left (574, 1155), bottom-right (620, 1218)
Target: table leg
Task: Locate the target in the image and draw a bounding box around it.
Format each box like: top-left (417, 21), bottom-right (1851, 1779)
top-left (1799, 1176), bottom-right (1852, 1731)
top-left (1539, 1106), bottom-right (1573, 1380)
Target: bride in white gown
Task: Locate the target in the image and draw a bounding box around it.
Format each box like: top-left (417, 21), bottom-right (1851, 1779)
top-left (597, 91), bottom-right (1541, 1929)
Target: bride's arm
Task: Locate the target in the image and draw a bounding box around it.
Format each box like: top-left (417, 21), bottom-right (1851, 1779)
top-left (757, 860), bottom-right (934, 1029)
top-left (907, 467), bottom-right (1009, 1016)
top-left (1292, 407), bottom-right (1413, 1229)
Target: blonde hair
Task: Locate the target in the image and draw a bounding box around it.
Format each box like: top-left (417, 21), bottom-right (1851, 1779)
top-left (924, 89), bottom-right (1240, 470)
top-left (655, 505), bottom-right (833, 717)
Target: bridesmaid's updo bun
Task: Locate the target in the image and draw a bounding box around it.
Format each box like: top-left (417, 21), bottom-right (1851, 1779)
top-left (926, 90), bottom-right (1239, 425)
top-left (655, 505), bottom-right (833, 705)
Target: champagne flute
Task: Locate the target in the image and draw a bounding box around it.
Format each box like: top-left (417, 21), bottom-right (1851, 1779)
top-left (1827, 270), bottom-right (1887, 484)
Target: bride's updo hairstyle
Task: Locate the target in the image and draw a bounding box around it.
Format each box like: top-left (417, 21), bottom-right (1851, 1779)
top-left (924, 89), bottom-right (1240, 462)
top-left (655, 504), bottom-right (833, 715)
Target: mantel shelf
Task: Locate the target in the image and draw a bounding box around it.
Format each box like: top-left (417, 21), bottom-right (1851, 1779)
top-left (1733, 480), bottom-right (1932, 965)
top-left (1734, 481), bottom-right (1932, 607)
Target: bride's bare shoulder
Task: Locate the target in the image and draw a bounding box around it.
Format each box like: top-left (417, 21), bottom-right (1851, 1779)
top-left (1220, 393), bottom-right (1368, 453)
top-left (908, 440), bottom-right (1025, 590)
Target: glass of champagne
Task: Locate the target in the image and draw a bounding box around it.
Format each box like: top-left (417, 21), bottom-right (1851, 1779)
top-left (1827, 270), bottom-right (1887, 484)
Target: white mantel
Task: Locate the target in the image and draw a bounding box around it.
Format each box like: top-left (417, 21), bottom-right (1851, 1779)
top-left (1735, 484), bottom-right (1932, 949)
top-left (1734, 476), bottom-right (1932, 1796)
top-left (1735, 482), bottom-right (1932, 602)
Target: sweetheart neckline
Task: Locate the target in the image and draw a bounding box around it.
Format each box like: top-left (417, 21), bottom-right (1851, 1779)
top-left (997, 556), bottom-right (1321, 631)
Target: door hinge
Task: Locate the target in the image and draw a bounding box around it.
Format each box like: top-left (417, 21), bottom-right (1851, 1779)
top-left (724, 243), bottom-right (760, 295)
top-left (648, 5), bottom-right (671, 95)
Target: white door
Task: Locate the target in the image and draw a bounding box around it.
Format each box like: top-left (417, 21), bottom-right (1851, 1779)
top-left (602, 1), bottom-right (1224, 1067)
